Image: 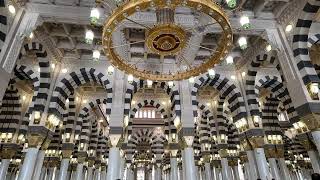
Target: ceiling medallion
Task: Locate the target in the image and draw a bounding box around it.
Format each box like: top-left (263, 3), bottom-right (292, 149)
top-left (103, 0), bottom-right (233, 81)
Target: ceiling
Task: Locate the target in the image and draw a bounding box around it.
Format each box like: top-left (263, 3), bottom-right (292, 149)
top-left (28, 0), bottom-right (292, 67)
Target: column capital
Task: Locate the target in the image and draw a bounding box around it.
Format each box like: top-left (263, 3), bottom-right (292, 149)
top-left (27, 127), bottom-right (53, 148)
top-left (299, 114), bottom-right (320, 131)
top-left (218, 149), bottom-right (228, 158)
top-left (247, 136), bottom-right (265, 149)
top-left (170, 150), bottom-right (178, 157)
top-left (300, 138), bottom-right (317, 151)
top-left (264, 146), bottom-right (284, 158)
top-left (182, 134), bottom-right (194, 147)
top-left (76, 152), bottom-right (88, 163)
top-left (87, 159), bottom-right (95, 167)
top-left (109, 133), bottom-right (122, 147)
top-left (0, 145), bottom-right (18, 159)
top-left (239, 152), bottom-right (248, 163)
top-left (228, 159), bottom-right (238, 167)
top-left (202, 154), bottom-right (211, 163)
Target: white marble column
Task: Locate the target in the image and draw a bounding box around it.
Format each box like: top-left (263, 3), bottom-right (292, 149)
top-left (254, 148), bottom-right (271, 180)
top-left (32, 150), bottom-right (45, 180)
top-left (18, 148), bottom-right (39, 180)
top-left (278, 158), bottom-right (291, 180)
top-left (106, 147), bottom-right (120, 180)
top-left (88, 166), bottom-right (94, 180)
top-left (66, 170), bottom-right (71, 180)
top-left (100, 169), bottom-right (107, 180)
top-left (46, 168), bottom-right (54, 180)
top-left (204, 163), bottom-right (211, 180)
top-left (311, 131), bottom-right (320, 157)
top-left (155, 165), bottom-right (161, 180)
top-left (170, 157), bottom-right (178, 180)
top-left (54, 168), bottom-right (59, 180)
top-left (212, 166), bottom-right (218, 180)
top-left (232, 166), bottom-right (240, 180)
top-left (221, 158), bottom-right (230, 180)
top-left (75, 163), bottom-right (83, 180)
top-left (308, 150), bottom-right (320, 173)
top-left (269, 158), bottom-right (281, 180)
top-left (94, 168), bottom-right (101, 180)
top-left (58, 159), bottom-right (70, 180)
top-left (39, 167), bottom-right (46, 180)
top-left (178, 166), bottom-right (183, 180)
top-left (119, 158), bottom-right (125, 179)
top-left (246, 150), bottom-right (258, 179)
top-left (181, 149), bottom-right (186, 180)
top-left (0, 159), bottom-right (10, 180)
top-left (183, 148), bottom-right (197, 180)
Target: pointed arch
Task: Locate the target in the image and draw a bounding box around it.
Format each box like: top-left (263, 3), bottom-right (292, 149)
top-left (129, 99), bottom-right (169, 136)
top-left (18, 42), bottom-right (51, 112)
top-left (124, 81), bottom-right (180, 138)
top-left (0, 0), bottom-right (8, 53)
top-left (292, 0), bottom-right (320, 85)
top-left (255, 75), bottom-right (299, 124)
top-left (49, 68), bottom-right (112, 119)
top-left (0, 83), bottom-right (22, 135)
top-left (191, 73), bottom-right (246, 121)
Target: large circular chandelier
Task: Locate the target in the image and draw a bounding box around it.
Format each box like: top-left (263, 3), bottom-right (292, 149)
top-left (102, 0), bottom-right (233, 81)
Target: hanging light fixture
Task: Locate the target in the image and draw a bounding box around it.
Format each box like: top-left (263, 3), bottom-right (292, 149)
top-left (225, 0), bottom-right (236, 8)
top-left (189, 77), bottom-right (195, 83)
top-left (147, 80), bottom-right (153, 88)
top-left (92, 50), bottom-right (100, 61)
top-left (238, 37), bottom-right (247, 50)
top-left (265, 44), bottom-right (272, 52)
top-left (51, 63), bottom-right (55, 69)
top-left (29, 32), bottom-right (34, 39)
top-left (226, 56), bottom-right (233, 64)
top-left (128, 74), bottom-right (134, 84)
top-left (240, 15), bottom-right (250, 30)
top-left (310, 83), bottom-right (319, 94)
top-left (208, 69), bottom-right (215, 78)
top-left (85, 30), bottom-right (94, 44)
top-left (168, 81), bottom-right (174, 88)
top-left (90, 8), bottom-right (100, 25)
top-left (61, 68), bottom-right (68, 73)
top-left (107, 65), bottom-right (114, 75)
top-left (8, 4), bottom-right (16, 14)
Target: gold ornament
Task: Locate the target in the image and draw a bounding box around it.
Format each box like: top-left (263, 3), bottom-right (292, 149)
top-left (102, 0), bottom-right (233, 81)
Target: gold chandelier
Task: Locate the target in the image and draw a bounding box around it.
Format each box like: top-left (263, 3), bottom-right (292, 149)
top-left (103, 0), bottom-right (233, 81)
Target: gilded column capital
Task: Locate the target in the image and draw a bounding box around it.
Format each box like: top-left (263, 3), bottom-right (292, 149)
top-left (239, 153), bottom-right (248, 163)
top-left (300, 139), bottom-right (316, 151)
top-left (264, 147), bottom-right (284, 158)
top-left (299, 113), bottom-right (320, 131)
top-left (202, 154), bottom-right (211, 163)
top-left (240, 139), bottom-right (252, 151)
top-left (228, 159), bottom-right (238, 167)
top-left (27, 126), bottom-right (53, 148)
top-left (0, 145), bottom-right (17, 159)
top-left (218, 149), bottom-right (228, 158)
top-left (61, 149), bottom-right (73, 159)
top-left (88, 159), bottom-right (95, 167)
top-left (248, 136), bottom-right (265, 149)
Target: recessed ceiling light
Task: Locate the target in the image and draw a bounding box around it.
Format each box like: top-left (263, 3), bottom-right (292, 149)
top-left (285, 24), bottom-right (293, 32)
top-left (226, 56), bottom-right (233, 64)
top-left (8, 5), bottom-right (16, 14)
top-left (61, 68), bottom-right (68, 73)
